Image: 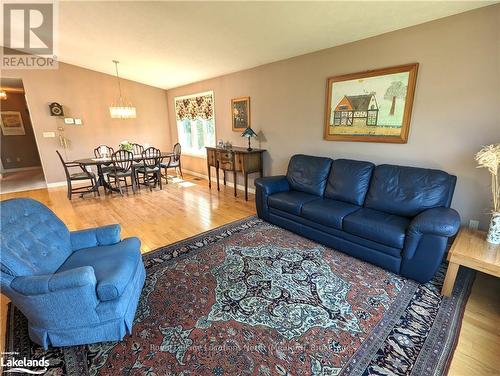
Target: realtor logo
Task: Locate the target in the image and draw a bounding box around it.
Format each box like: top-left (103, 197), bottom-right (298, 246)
top-left (2, 1), bottom-right (58, 69)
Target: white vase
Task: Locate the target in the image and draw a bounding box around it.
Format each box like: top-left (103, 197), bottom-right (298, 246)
top-left (486, 211), bottom-right (500, 244)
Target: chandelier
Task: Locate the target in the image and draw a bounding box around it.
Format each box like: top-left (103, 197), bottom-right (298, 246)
top-left (109, 60), bottom-right (136, 119)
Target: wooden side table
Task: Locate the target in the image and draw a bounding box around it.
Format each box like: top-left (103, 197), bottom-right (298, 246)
top-left (441, 228), bottom-right (500, 296)
top-left (206, 146), bottom-right (265, 201)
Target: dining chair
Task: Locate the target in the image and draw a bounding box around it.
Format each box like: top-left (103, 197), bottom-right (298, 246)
top-left (107, 150), bottom-right (136, 195)
top-left (136, 147), bottom-right (163, 191)
top-left (161, 143), bottom-right (183, 182)
top-left (93, 145), bottom-right (115, 175)
top-left (56, 150), bottom-right (100, 200)
top-left (130, 143), bottom-right (144, 156)
top-left (130, 143), bottom-right (145, 184)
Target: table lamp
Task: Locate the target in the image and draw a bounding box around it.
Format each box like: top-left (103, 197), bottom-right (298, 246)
top-left (241, 127), bottom-right (258, 151)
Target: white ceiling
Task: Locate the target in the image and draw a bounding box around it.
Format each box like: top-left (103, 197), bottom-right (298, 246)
top-left (57, 1), bottom-right (494, 89)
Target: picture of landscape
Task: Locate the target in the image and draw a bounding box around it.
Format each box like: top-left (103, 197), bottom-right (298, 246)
top-left (324, 64), bottom-right (418, 143)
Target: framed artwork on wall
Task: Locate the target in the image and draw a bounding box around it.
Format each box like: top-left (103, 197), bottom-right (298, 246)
top-left (324, 63), bottom-right (418, 143)
top-left (0, 111), bottom-right (26, 136)
top-left (231, 96), bottom-right (250, 131)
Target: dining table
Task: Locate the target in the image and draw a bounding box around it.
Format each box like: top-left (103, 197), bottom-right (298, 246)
top-left (74, 151), bottom-right (174, 193)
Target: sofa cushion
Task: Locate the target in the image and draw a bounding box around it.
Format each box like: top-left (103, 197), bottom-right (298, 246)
top-left (301, 199), bottom-right (360, 230)
top-left (365, 164), bottom-right (456, 217)
top-left (325, 159), bottom-right (375, 205)
top-left (268, 191), bottom-right (319, 216)
top-left (286, 154), bottom-right (332, 196)
top-left (343, 208), bottom-right (410, 249)
top-left (57, 237), bottom-right (141, 301)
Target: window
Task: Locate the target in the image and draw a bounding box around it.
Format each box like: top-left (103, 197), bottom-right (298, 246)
top-left (174, 91), bottom-right (216, 156)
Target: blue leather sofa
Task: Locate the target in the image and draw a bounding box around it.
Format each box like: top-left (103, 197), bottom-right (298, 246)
top-left (0, 198), bottom-right (145, 349)
top-left (255, 155), bottom-right (461, 283)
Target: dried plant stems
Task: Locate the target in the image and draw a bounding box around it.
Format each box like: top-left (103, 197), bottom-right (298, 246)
top-left (475, 143), bottom-right (500, 213)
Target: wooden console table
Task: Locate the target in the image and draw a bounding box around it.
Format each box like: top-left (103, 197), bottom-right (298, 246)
top-left (206, 146), bottom-right (265, 201)
top-left (441, 228), bottom-right (500, 296)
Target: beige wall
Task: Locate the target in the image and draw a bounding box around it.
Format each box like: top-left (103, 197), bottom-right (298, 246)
top-left (2, 62), bottom-right (170, 184)
top-left (0, 92), bottom-right (41, 169)
top-left (166, 5), bottom-right (500, 229)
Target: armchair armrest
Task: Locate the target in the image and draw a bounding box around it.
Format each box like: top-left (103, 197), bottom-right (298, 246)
top-left (70, 224), bottom-right (121, 251)
top-left (403, 207), bottom-right (460, 260)
top-left (408, 207), bottom-right (460, 238)
top-left (255, 175), bottom-right (290, 196)
top-left (11, 266), bottom-right (96, 295)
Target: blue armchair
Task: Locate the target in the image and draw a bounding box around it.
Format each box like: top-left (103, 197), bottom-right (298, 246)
top-left (0, 198), bottom-right (145, 349)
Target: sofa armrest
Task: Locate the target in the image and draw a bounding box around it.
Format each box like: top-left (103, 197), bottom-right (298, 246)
top-left (403, 207), bottom-right (460, 260)
top-left (408, 207), bottom-right (460, 238)
top-left (255, 176), bottom-right (290, 221)
top-left (11, 266), bottom-right (97, 295)
top-left (255, 176), bottom-right (290, 195)
top-left (70, 224), bottom-right (121, 251)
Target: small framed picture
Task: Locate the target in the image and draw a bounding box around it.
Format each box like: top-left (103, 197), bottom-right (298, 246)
top-left (231, 96), bottom-right (250, 131)
top-left (0, 111), bottom-right (25, 136)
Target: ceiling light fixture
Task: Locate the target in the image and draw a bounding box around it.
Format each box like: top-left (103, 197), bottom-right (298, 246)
top-left (0, 90), bottom-right (7, 100)
top-left (109, 60), bottom-right (136, 119)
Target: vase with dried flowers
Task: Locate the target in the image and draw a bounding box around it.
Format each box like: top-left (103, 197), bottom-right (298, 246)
top-left (475, 143), bottom-right (500, 244)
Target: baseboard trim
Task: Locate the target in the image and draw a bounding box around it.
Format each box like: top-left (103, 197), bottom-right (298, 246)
top-left (0, 166), bottom-right (42, 174)
top-left (46, 181), bottom-right (90, 188)
top-left (46, 181), bottom-right (67, 188)
top-left (183, 169), bottom-right (256, 194)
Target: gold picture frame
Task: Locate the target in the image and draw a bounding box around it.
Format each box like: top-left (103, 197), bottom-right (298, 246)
top-left (231, 96), bottom-right (250, 131)
top-left (324, 63), bottom-right (418, 143)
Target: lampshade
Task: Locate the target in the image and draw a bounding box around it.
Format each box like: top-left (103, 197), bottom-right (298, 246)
top-left (109, 105), bottom-right (136, 119)
top-left (241, 127), bottom-right (257, 138)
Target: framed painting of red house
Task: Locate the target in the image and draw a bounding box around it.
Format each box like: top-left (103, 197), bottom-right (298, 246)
top-left (324, 63), bottom-right (418, 143)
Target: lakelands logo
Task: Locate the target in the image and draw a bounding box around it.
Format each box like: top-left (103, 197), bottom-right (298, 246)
top-left (1, 1), bottom-right (58, 69)
top-left (1, 352), bottom-right (49, 374)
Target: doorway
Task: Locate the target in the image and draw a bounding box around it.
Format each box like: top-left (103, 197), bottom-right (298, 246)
top-left (0, 78), bottom-right (46, 194)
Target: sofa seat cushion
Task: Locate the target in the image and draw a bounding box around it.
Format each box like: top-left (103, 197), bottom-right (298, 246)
top-left (268, 191), bottom-right (319, 216)
top-left (57, 237), bottom-right (141, 301)
top-left (343, 208), bottom-right (410, 249)
top-left (301, 199), bottom-right (360, 230)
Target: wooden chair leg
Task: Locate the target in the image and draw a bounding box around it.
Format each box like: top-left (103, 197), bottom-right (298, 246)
top-left (93, 178), bottom-right (100, 197)
top-left (117, 177), bottom-right (123, 195)
top-left (216, 167), bottom-right (220, 191)
top-left (178, 161), bottom-right (183, 178)
top-left (158, 171), bottom-right (163, 190)
top-left (67, 180), bottom-right (72, 200)
top-left (146, 174), bottom-right (153, 192)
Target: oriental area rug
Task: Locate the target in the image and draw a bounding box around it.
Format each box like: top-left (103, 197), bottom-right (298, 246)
top-left (5, 217), bottom-right (474, 375)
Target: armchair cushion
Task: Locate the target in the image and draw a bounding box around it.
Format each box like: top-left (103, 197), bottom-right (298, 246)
top-left (11, 266), bottom-right (96, 295)
top-left (0, 198), bottom-right (71, 276)
top-left (343, 208), bottom-right (411, 249)
top-left (70, 224), bottom-right (121, 251)
top-left (268, 191), bottom-right (319, 216)
top-left (58, 237), bottom-right (141, 301)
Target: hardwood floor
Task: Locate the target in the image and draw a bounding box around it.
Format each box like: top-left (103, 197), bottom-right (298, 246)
top-left (0, 174), bottom-right (498, 375)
